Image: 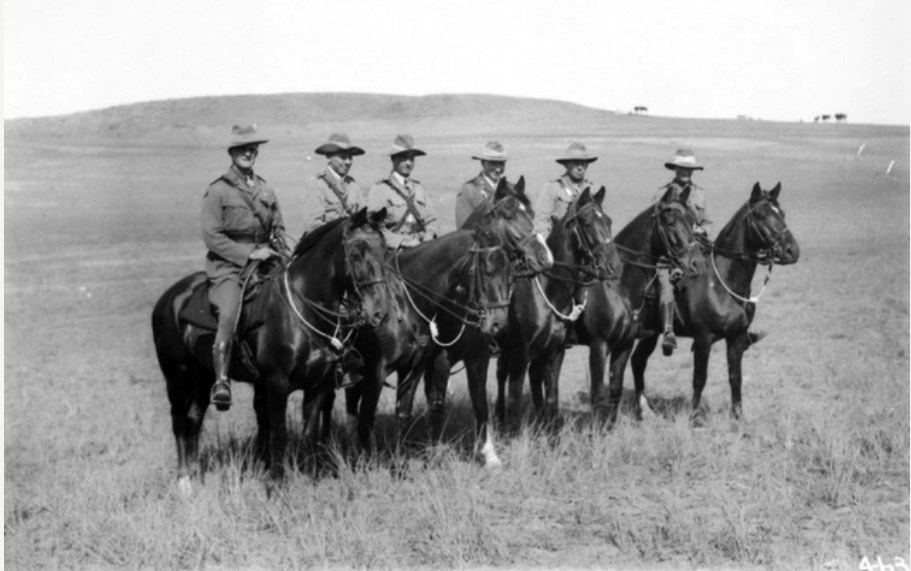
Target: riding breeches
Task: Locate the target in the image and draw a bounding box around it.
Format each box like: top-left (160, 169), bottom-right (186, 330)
top-left (208, 274), bottom-right (242, 344)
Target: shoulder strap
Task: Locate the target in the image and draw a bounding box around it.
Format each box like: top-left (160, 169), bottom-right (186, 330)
top-left (319, 172), bottom-right (354, 215)
top-left (225, 177), bottom-right (269, 233)
top-left (383, 180), bottom-right (426, 232)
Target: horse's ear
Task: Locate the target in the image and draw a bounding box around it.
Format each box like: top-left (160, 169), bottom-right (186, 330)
top-left (351, 207), bottom-right (368, 227)
top-left (750, 182), bottom-right (762, 204)
top-left (514, 176), bottom-right (526, 195)
top-left (594, 186), bottom-right (606, 205)
top-left (550, 214), bottom-right (560, 227)
top-left (494, 177), bottom-right (509, 200)
top-left (659, 185), bottom-right (676, 203)
top-left (770, 182), bottom-right (781, 201)
top-left (579, 187), bottom-right (592, 204)
top-left (367, 207), bottom-right (386, 227)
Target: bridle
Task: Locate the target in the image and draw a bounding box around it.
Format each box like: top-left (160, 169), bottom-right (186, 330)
top-left (387, 239), bottom-right (512, 345)
top-left (482, 197), bottom-right (547, 277)
top-left (555, 200), bottom-right (618, 283)
top-left (616, 200), bottom-right (700, 271)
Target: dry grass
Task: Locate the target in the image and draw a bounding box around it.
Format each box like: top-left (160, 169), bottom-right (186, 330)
top-left (4, 98), bottom-right (909, 569)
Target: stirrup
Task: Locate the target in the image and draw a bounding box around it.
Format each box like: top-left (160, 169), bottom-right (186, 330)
top-left (662, 333), bottom-right (677, 356)
top-left (210, 379), bottom-right (233, 411)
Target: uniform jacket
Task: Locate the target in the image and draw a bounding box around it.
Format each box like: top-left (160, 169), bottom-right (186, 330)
top-left (533, 174), bottom-right (596, 236)
top-left (367, 174), bottom-right (439, 248)
top-left (201, 165), bottom-right (285, 283)
top-left (455, 172), bottom-right (501, 228)
top-left (302, 167), bottom-right (365, 233)
top-left (652, 180), bottom-right (711, 234)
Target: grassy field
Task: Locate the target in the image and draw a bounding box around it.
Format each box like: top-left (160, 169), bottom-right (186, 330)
top-left (4, 94), bottom-right (910, 569)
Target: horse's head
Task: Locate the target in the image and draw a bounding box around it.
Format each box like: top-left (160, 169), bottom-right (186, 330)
top-left (653, 186), bottom-right (706, 278)
top-left (743, 182), bottom-right (800, 265)
top-left (469, 176), bottom-right (554, 275)
top-left (342, 208), bottom-right (394, 328)
top-left (450, 244), bottom-right (511, 337)
top-left (556, 186), bottom-right (622, 281)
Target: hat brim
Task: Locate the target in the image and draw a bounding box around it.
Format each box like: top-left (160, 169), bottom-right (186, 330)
top-left (556, 157), bottom-right (597, 164)
top-left (665, 162), bottom-right (703, 171)
top-left (229, 138), bottom-right (269, 149)
top-left (390, 149), bottom-right (427, 158)
top-left (316, 143), bottom-right (365, 156)
top-left (472, 155), bottom-right (508, 162)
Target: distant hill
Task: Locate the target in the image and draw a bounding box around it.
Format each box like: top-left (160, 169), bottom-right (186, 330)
top-left (3, 92), bottom-right (620, 145)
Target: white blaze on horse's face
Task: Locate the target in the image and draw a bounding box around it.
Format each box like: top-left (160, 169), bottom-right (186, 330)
top-left (535, 233), bottom-right (555, 266)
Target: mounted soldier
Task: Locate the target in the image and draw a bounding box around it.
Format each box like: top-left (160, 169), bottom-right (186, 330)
top-left (367, 134), bottom-right (439, 248)
top-left (652, 148), bottom-right (711, 356)
top-left (201, 124), bottom-right (287, 410)
top-left (302, 133), bottom-right (367, 233)
top-left (455, 141), bottom-right (509, 228)
top-left (533, 142), bottom-right (600, 236)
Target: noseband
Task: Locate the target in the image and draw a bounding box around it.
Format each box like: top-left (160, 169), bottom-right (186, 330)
top-left (561, 201), bottom-right (617, 282)
top-left (744, 202), bottom-right (792, 263)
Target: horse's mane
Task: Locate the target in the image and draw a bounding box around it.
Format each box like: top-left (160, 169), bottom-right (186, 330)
top-left (293, 218), bottom-right (346, 258)
top-left (614, 203), bottom-right (656, 244)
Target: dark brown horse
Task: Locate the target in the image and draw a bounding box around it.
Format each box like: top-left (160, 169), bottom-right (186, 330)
top-left (595, 186), bottom-right (707, 426)
top-left (336, 176), bottom-right (554, 464)
top-left (627, 183), bottom-right (800, 421)
top-left (392, 176), bottom-right (553, 467)
top-left (152, 209), bottom-right (394, 490)
top-left (494, 187), bottom-right (620, 433)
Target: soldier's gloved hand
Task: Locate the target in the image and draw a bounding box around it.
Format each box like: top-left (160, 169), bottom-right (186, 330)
top-left (400, 236), bottom-right (420, 248)
top-left (669, 268), bottom-right (684, 281)
top-left (250, 247), bottom-right (279, 260)
top-left (693, 225), bottom-right (707, 237)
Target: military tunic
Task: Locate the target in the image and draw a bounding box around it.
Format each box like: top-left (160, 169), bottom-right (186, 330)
top-left (652, 180), bottom-right (711, 234)
top-left (367, 173), bottom-right (439, 248)
top-left (201, 165), bottom-right (285, 335)
top-left (455, 172), bottom-right (501, 228)
top-left (301, 167), bottom-right (366, 233)
top-left (532, 174), bottom-right (597, 236)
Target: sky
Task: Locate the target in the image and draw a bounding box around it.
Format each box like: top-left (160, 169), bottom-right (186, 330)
top-left (3, 0), bottom-right (910, 125)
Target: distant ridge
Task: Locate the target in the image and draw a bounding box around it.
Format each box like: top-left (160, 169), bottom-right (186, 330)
top-left (4, 92), bottom-right (616, 144)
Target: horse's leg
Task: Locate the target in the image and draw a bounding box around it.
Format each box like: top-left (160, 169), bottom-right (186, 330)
top-left (265, 378), bottom-right (292, 483)
top-left (527, 355), bottom-right (546, 420)
top-left (631, 335), bottom-right (659, 421)
top-left (505, 350), bottom-right (530, 432)
top-left (607, 341), bottom-right (633, 428)
top-left (396, 362), bottom-right (422, 448)
top-left (301, 390), bottom-right (329, 471)
top-left (541, 348), bottom-right (566, 430)
top-left (495, 353), bottom-right (508, 424)
top-left (167, 367), bottom-right (209, 494)
top-left (252, 382), bottom-right (270, 467)
top-left (319, 390), bottom-right (335, 443)
top-left (726, 334), bottom-right (749, 420)
top-left (690, 335), bottom-right (712, 426)
top-left (464, 353), bottom-right (501, 468)
top-left (424, 351), bottom-right (451, 444)
top-left (588, 337), bottom-right (609, 417)
top-left (355, 373), bottom-right (383, 455)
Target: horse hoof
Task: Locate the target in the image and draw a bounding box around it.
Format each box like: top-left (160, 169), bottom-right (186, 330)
top-left (177, 476), bottom-right (193, 497)
top-left (484, 456), bottom-right (503, 470)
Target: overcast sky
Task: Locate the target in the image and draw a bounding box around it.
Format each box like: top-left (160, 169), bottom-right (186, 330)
top-left (4, 0), bottom-right (910, 125)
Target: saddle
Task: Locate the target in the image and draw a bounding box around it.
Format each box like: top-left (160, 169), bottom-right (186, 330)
top-left (178, 261), bottom-right (282, 380)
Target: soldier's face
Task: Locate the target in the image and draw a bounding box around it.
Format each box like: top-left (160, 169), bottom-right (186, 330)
top-left (392, 153), bottom-right (417, 178)
top-left (563, 160), bottom-right (590, 182)
top-left (481, 160), bottom-right (506, 181)
top-left (674, 167), bottom-right (694, 184)
top-left (230, 144), bottom-right (259, 170)
top-left (328, 152), bottom-right (354, 176)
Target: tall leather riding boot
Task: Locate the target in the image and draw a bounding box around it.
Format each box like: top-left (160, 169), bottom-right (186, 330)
top-left (661, 302), bottom-right (677, 356)
top-left (210, 340), bottom-right (233, 411)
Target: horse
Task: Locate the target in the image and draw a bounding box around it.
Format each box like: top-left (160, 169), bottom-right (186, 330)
top-left (152, 208), bottom-right (394, 488)
top-left (336, 176), bottom-right (554, 465)
top-left (627, 182), bottom-right (800, 422)
top-left (594, 185), bottom-right (707, 427)
top-left (493, 186), bottom-right (620, 432)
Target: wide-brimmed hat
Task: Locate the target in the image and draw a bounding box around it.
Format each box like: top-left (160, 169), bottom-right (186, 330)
top-left (556, 142), bottom-right (597, 164)
top-left (228, 123), bottom-right (269, 149)
top-left (388, 134), bottom-right (426, 157)
top-left (664, 149), bottom-right (704, 171)
top-left (472, 141), bottom-right (509, 162)
top-left (315, 133), bottom-right (365, 156)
